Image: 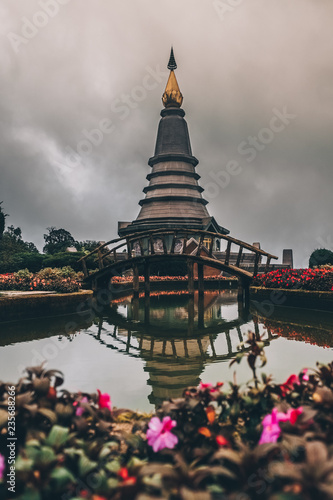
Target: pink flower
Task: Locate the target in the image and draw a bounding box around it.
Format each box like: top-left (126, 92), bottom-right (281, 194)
top-left (73, 396), bottom-right (89, 417)
top-left (199, 382), bottom-right (213, 390)
top-left (259, 407), bottom-right (303, 444)
top-left (259, 408), bottom-right (282, 444)
top-left (301, 369), bottom-right (309, 382)
top-left (147, 416), bottom-right (178, 452)
top-left (0, 453), bottom-right (5, 481)
top-left (97, 390), bottom-right (112, 411)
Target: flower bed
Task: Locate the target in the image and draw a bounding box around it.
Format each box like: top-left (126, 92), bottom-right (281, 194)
top-left (253, 267), bottom-right (333, 291)
top-left (0, 333), bottom-right (333, 499)
top-left (0, 267), bottom-right (83, 294)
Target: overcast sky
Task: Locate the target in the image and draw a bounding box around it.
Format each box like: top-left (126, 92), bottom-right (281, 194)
top-left (1, 0), bottom-right (332, 267)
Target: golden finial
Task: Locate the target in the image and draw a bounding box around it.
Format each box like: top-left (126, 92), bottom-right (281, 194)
top-left (162, 48), bottom-right (183, 108)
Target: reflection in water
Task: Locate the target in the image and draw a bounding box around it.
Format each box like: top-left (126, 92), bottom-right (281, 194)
top-left (251, 303), bottom-right (333, 349)
top-left (0, 313), bottom-right (92, 347)
top-left (0, 291), bottom-right (332, 409)
top-left (89, 291), bottom-right (276, 405)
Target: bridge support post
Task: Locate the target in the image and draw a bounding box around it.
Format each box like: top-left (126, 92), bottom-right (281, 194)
top-left (188, 296), bottom-right (195, 335)
top-left (198, 293), bottom-right (204, 329)
top-left (198, 263), bottom-right (204, 297)
top-left (91, 278), bottom-right (98, 293)
top-left (187, 260), bottom-right (194, 296)
top-left (144, 294), bottom-right (150, 325)
top-left (144, 262), bottom-right (150, 297)
top-left (133, 263), bottom-right (139, 298)
top-left (132, 297), bottom-right (139, 321)
top-left (237, 279), bottom-right (244, 304)
top-left (238, 278), bottom-right (250, 320)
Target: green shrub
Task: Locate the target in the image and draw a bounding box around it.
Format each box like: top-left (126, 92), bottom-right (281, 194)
top-left (0, 252), bottom-right (44, 273)
top-left (42, 252), bottom-right (96, 272)
top-left (309, 248), bottom-right (333, 268)
top-left (0, 249), bottom-right (96, 273)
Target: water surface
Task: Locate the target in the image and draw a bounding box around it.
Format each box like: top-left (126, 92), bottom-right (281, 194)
top-left (0, 290), bottom-right (332, 411)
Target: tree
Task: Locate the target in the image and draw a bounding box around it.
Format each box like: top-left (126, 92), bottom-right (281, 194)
top-left (309, 248), bottom-right (333, 268)
top-left (0, 225), bottom-right (39, 254)
top-left (0, 201), bottom-right (8, 239)
top-left (6, 225), bottom-right (22, 242)
top-left (25, 241), bottom-right (39, 253)
top-left (43, 227), bottom-right (77, 254)
top-left (75, 240), bottom-right (100, 253)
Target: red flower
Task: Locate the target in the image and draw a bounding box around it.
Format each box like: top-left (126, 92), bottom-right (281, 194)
top-left (216, 435), bottom-right (229, 447)
top-left (280, 374), bottom-right (299, 396)
top-left (117, 467), bottom-right (136, 484)
top-left (47, 387), bottom-right (57, 400)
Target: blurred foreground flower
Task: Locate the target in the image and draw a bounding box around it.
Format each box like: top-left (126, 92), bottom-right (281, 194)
top-left (147, 416), bottom-right (178, 452)
top-left (73, 396), bottom-right (89, 416)
top-left (97, 390), bottom-right (112, 411)
top-left (259, 407), bottom-right (303, 444)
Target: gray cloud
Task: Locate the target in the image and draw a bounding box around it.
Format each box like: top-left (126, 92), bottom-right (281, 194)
top-left (0, 0), bottom-right (332, 267)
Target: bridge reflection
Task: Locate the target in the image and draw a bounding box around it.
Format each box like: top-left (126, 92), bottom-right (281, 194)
top-left (89, 291), bottom-right (276, 405)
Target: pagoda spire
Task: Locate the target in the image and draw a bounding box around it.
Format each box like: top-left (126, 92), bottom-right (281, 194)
top-left (162, 47), bottom-right (183, 108)
top-left (167, 47), bottom-right (177, 70)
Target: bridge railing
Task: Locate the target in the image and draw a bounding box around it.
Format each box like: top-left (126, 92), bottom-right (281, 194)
top-left (79, 228), bottom-right (278, 279)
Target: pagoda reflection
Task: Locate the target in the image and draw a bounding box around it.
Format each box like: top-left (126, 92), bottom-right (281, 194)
top-left (92, 291), bottom-right (271, 405)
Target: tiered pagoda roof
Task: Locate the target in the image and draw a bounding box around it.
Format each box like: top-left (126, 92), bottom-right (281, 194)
top-left (118, 49), bottom-right (229, 237)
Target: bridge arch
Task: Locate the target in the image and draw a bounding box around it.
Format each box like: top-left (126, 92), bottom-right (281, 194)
top-left (80, 228), bottom-right (277, 305)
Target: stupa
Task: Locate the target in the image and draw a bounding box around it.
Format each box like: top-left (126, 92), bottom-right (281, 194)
top-left (118, 48), bottom-right (229, 239)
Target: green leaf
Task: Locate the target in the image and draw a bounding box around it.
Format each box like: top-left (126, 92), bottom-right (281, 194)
top-left (99, 440), bottom-right (120, 460)
top-left (63, 447), bottom-right (83, 460)
top-left (78, 454), bottom-right (98, 477)
top-left (105, 459), bottom-right (121, 474)
top-left (17, 488), bottom-right (41, 500)
top-left (49, 467), bottom-right (76, 490)
top-left (37, 446), bottom-right (57, 467)
top-left (45, 425), bottom-right (70, 450)
top-left (107, 477), bottom-right (120, 490)
top-left (124, 433), bottom-right (144, 450)
top-left (15, 456), bottom-right (34, 472)
top-left (127, 456), bottom-right (147, 471)
top-left (25, 439), bottom-right (41, 448)
top-left (142, 473), bottom-right (163, 489)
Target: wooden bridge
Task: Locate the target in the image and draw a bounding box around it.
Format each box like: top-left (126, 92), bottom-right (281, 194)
top-left (80, 228), bottom-right (278, 305)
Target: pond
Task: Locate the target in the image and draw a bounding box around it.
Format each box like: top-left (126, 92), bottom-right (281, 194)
top-left (0, 290), bottom-right (332, 412)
